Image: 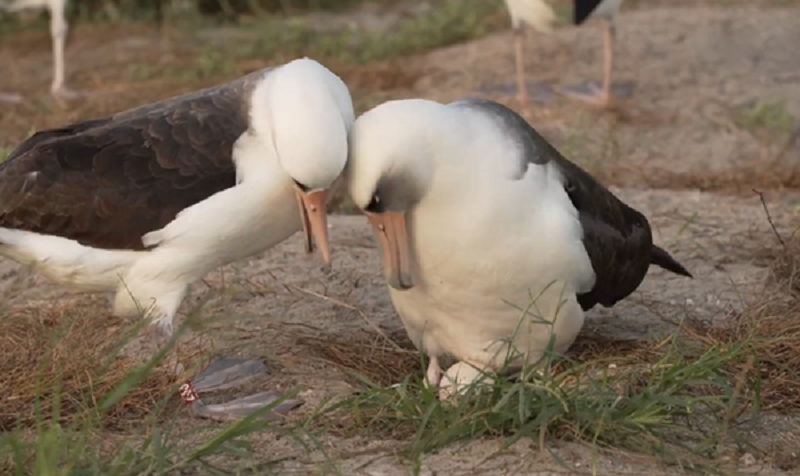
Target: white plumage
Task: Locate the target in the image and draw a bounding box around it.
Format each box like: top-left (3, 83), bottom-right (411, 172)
top-left (0, 58), bottom-right (354, 339)
top-left (347, 98), bottom-right (593, 396)
top-left (346, 97), bottom-right (691, 398)
top-left (504, 0), bottom-right (558, 32)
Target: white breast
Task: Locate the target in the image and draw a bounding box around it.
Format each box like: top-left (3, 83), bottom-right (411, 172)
top-left (389, 139), bottom-right (595, 369)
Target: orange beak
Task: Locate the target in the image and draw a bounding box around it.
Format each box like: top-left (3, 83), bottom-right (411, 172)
top-left (294, 187), bottom-right (331, 271)
top-left (366, 212), bottom-right (414, 290)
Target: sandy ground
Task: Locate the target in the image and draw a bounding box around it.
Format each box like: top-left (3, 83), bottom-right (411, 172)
top-left (408, 5), bottom-right (800, 189)
top-left (1, 2), bottom-right (799, 475)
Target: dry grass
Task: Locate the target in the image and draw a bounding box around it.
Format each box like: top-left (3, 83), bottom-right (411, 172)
top-left (299, 330), bottom-right (420, 388)
top-left (0, 298), bottom-right (208, 431)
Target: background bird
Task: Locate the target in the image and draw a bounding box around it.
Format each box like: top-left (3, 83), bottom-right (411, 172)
top-left (502, 0), bottom-right (626, 106)
top-left (0, 0), bottom-right (77, 103)
top-left (560, 0), bottom-right (626, 106)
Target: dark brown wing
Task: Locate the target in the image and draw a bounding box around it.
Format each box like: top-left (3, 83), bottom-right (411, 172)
top-left (547, 156), bottom-right (655, 310)
top-left (0, 68), bottom-right (269, 251)
top-left (452, 98), bottom-right (691, 311)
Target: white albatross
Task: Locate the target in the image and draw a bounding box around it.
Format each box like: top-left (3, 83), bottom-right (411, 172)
top-left (345, 97), bottom-right (692, 398)
top-left (0, 57), bottom-right (354, 417)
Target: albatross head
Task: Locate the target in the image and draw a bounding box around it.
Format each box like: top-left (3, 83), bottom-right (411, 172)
top-left (346, 99), bottom-right (448, 291)
top-left (251, 57), bottom-right (355, 268)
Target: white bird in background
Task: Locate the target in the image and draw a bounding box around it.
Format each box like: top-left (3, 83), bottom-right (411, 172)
top-left (345, 97), bottom-right (692, 398)
top-left (0, 58), bottom-right (354, 415)
top-left (0, 0), bottom-right (77, 103)
top-left (503, 0), bottom-right (559, 105)
top-left (502, 0), bottom-right (626, 106)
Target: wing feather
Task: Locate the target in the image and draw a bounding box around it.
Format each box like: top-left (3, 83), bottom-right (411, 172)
top-left (452, 98), bottom-right (687, 311)
top-left (0, 68), bottom-right (270, 251)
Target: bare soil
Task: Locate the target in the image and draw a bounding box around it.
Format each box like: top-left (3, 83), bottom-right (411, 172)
top-left (1, 2), bottom-right (799, 475)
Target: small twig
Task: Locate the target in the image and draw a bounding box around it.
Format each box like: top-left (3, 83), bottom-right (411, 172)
top-left (753, 189), bottom-right (786, 249)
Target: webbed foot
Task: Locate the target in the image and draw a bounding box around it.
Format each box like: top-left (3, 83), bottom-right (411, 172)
top-left (181, 357), bottom-right (304, 422)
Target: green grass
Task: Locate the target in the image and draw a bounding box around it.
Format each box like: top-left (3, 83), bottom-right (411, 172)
top-left (0, 147), bottom-right (12, 162)
top-left (118, 0), bottom-right (508, 85)
top-left (0, 274), bottom-right (792, 475)
top-left (313, 312), bottom-right (772, 473)
top-left (0, 306), bottom-right (313, 476)
top-left (206, 0), bottom-right (507, 66)
top-left (734, 100), bottom-right (796, 143)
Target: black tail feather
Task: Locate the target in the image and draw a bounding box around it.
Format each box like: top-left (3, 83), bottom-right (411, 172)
top-left (651, 246), bottom-right (693, 278)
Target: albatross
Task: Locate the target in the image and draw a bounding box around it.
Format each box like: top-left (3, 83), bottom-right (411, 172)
top-left (0, 0), bottom-right (79, 103)
top-left (502, 0), bottom-right (626, 107)
top-left (345, 97), bottom-right (692, 398)
top-left (0, 57), bottom-right (354, 414)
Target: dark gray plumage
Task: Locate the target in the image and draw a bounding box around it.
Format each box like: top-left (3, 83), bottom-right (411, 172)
top-left (451, 98), bottom-right (692, 311)
top-left (0, 67), bottom-right (270, 250)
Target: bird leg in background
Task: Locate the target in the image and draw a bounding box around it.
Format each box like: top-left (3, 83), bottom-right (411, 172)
top-left (48, 9), bottom-right (86, 104)
top-left (48, 7), bottom-right (107, 105)
top-left (513, 26), bottom-right (528, 105)
top-left (560, 21), bottom-right (618, 107)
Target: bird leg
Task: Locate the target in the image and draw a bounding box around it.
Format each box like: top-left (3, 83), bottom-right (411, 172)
top-left (424, 355), bottom-right (442, 389)
top-left (47, 5), bottom-right (106, 105)
top-left (49, 5), bottom-right (68, 100)
top-left (183, 357), bottom-right (305, 422)
top-left (513, 25), bottom-right (528, 105)
top-left (560, 20), bottom-right (617, 107)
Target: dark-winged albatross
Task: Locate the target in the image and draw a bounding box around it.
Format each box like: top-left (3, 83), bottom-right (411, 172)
top-left (345, 97), bottom-right (692, 398)
top-left (0, 0), bottom-right (79, 103)
top-left (0, 57), bottom-right (354, 414)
